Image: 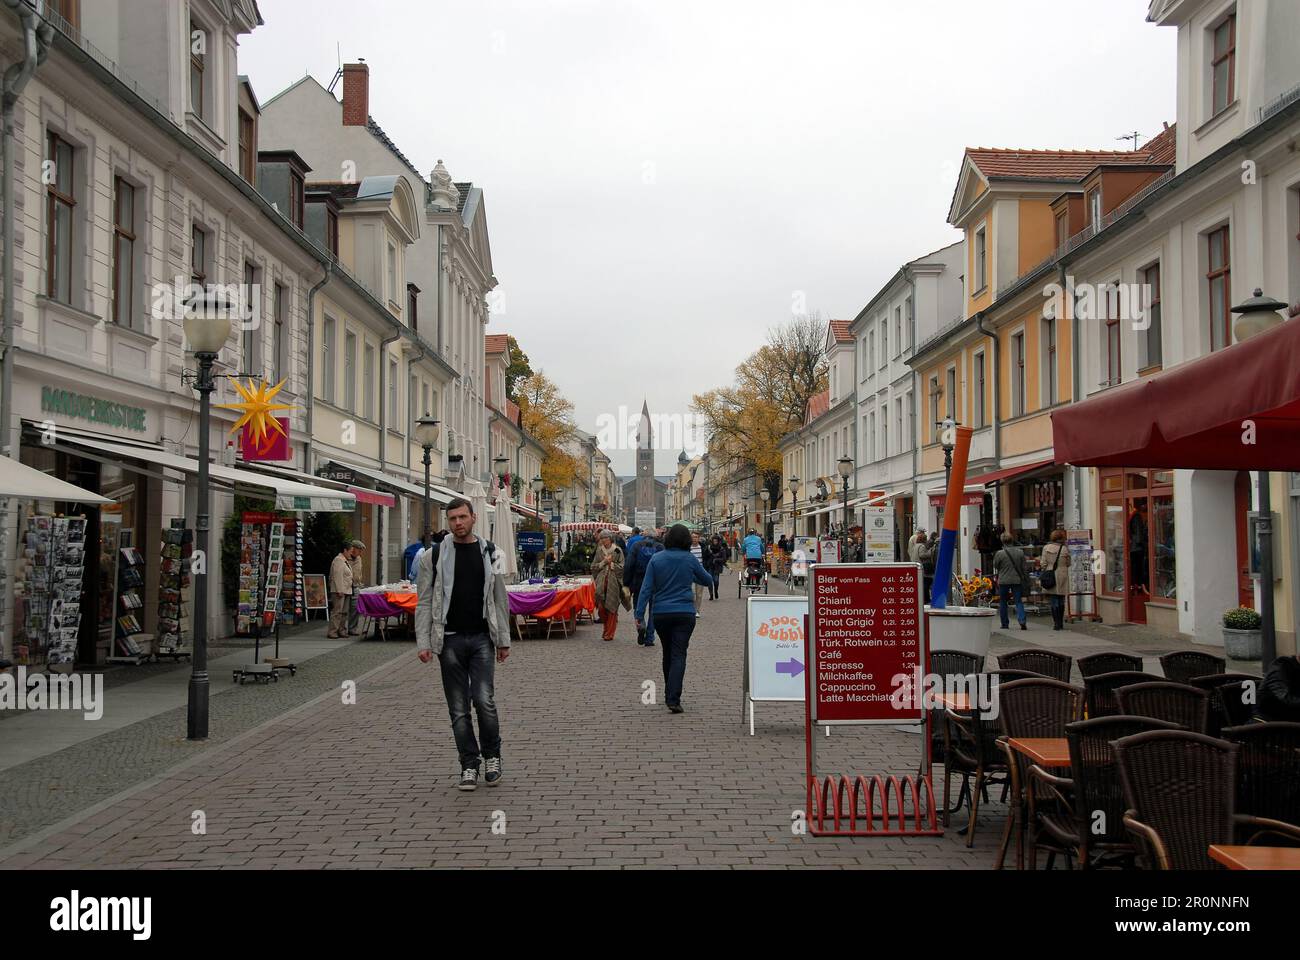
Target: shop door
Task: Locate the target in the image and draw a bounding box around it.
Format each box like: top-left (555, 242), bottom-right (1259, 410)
top-left (1126, 497), bottom-right (1149, 624)
top-left (1234, 471), bottom-right (1254, 608)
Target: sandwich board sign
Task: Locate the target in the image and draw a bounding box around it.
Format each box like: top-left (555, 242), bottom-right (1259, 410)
top-left (742, 595), bottom-right (807, 735)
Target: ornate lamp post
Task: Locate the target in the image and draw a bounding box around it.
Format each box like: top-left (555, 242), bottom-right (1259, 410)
top-left (182, 288), bottom-right (235, 741)
top-left (760, 488), bottom-right (770, 543)
top-left (414, 416), bottom-right (441, 545)
top-left (1231, 289), bottom-right (1288, 666)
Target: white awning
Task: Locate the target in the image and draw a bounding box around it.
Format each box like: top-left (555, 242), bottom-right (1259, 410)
top-left (52, 434), bottom-right (355, 512)
top-left (0, 454), bottom-right (114, 503)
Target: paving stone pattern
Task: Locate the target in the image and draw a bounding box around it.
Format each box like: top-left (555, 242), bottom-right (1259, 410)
top-left (0, 583), bottom-right (1246, 869)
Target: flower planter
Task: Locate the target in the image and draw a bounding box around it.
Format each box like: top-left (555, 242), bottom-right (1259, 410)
top-left (1222, 627), bottom-right (1262, 661)
top-left (926, 606), bottom-right (996, 660)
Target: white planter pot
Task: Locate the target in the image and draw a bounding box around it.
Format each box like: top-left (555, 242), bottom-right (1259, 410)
top-left (926, 606), bottom-right (996, 660)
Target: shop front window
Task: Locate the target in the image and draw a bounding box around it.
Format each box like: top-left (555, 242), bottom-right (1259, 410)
top-left (1103, 501), bottom-right (1126, 595)
top-left (1153, 493), bottom-right (1176, 600)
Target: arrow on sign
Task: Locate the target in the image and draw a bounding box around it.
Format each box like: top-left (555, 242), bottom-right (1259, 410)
top-left (775, 659), bottom-right (804, 677)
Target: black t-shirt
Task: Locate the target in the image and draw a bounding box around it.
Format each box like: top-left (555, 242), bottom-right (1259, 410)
top-left (445, 540), bottom-right (489, 635)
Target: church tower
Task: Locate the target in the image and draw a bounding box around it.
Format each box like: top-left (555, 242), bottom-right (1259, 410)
top-left (635, 400), bottom-right (656, 519)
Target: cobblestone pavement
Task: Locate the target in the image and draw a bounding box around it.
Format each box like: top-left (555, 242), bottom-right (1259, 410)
top-left (0, 578), bottom-right (1246, 869)
top-left (0, 638), bottom-right (409, 848)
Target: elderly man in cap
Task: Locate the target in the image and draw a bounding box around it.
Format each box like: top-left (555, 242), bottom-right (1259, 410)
top-left (328, 540), bottom-right (366, 638)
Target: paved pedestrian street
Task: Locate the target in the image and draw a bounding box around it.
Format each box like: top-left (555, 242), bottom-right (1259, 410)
top-left (0, 584), bottom-right (1247, 870)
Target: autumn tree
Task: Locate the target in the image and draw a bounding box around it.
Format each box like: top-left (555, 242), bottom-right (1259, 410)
top-left (505, 336), bottom-right (533, 403)
top-left (515, 370), bottom-right (583, 491)
top-left (693, 312), bottom-right (828, 503)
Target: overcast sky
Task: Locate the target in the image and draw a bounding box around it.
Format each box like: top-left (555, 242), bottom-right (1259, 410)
top-left (239, 0), bottom-right (1175, 477)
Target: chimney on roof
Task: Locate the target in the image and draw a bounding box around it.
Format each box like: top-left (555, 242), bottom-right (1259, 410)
top-left (342, 62), bottom-right (369, 127)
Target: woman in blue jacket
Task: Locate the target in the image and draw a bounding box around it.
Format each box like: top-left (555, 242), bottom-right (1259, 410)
top-left (635, 524), bottom-right (715, 713)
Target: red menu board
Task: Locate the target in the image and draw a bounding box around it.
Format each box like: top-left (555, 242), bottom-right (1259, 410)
top-left (809, 563), bottom-right (924, 724)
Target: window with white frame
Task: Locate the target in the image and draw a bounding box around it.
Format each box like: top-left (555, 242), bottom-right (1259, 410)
top-left (1104, 284), bottom-right (1122, 384)
top-left (929, 376), bottom-right (940, 436)
top-left (880, 405), bottom-right (888, 459)
top-left (389, 357), bottom-right (399, 426)
top-left (974, 351), bottom-right (986, 427)
top-left (1210, 10), bottom-right (1236, 118)
top-left (1012, 332), bottom-right (1026, 415)
top-left (868, 411), bottom-right (876, 463)
top-left (46, 131), bottom-right (77, 304)
top-left (322, 315), bottom-right (336, 402)
top-left (945, 366), bottom-right (956, 420)
top-left (880, 320), bottom-right (888, 366)
top-left (974, 227), bottom-right (987, 292)
top-left (1139, 262), bottom-right (1163, 369)
top-left (1042, 314), bottom-right (1057, 406)
top-left (363, 342), bottom-right (375, 421)
top-left (387, 242), bottom-right (398, 304)
top-left (272, 283), bottom-right (286, 384)
top-left (344, 331), bottom-right (357, 412)
top-left (895, 397), bottom-right (904, 453)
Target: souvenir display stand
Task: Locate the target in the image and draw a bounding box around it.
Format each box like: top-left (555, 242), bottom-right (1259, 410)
top-left (155, 519), bottom-right (193, 662)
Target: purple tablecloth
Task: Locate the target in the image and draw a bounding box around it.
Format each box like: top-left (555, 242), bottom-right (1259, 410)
top-left (356, 592), bottom-right (410, 618)
top-left (508, 589), bottom-right (558, 615)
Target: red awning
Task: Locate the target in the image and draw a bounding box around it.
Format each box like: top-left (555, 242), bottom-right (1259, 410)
top-left (348, 485), bottom-right (396, 508)
top-left (967, 458), bottom-right (1057, 487)
top-left (1052, 318), bottom-right (1300, 470)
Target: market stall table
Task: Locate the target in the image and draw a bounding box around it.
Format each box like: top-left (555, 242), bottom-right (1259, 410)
top-left (357, 583), bottom-right (416, 639)
top-left (1208, 845), bottom-right (1300, 871)
top-left (507, 578), bottom-right (596, 638)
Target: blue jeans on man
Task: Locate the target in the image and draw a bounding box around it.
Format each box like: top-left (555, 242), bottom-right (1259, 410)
top-left (437, 631), bottom-right (501, 770)
top-left (999, 583), bottom-right (1026, 629)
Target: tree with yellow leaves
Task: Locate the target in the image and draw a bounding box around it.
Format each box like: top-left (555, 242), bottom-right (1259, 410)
top-left (515, 370), bottom-right (583, 492)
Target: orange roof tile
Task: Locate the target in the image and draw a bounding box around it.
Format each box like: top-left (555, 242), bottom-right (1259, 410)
top-left (965, 146), bottom-right (1158, 182)
top-left (505, 398), bottom-right (521, 426)
top-left (1140, 124), bottom-right (1177, 166)
top-left (485, 333), bottom-right (509, 355)
top-left (805, 389), bottom-right (830, 425)
top-left (829, 320), bottom-right (853, 344)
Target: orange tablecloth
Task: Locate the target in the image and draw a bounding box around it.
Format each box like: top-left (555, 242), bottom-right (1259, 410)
top-left (531, 583), bottom-right (595, 619)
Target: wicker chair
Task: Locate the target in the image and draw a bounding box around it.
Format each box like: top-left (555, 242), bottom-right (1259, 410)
top-left (928, 650), bottom-right (984, 768)
top-left (942, 675), bottom-right (1012, 848)
top-left (1114, 730), bottom-right (1300, 869)
top-left (1078, 651), bottom-right (1145, 678)
top-left (1160, 650), bottom-right (1226, 685)
top-left (1223, 722), bottom-right (1300, 833)
top-left (995, 678), bottom-right (1085, 869)
top-left (1028, 716), bottom-right (1183, 870)
top-left (1116, 681), bottom-right (1211, 734)
top-left (1084, 670), bottom-right (1153, 718)
top-left (998, 649), bottom-right (1073, 682)
top-left (1190, 674), bottom-right (1261, 734)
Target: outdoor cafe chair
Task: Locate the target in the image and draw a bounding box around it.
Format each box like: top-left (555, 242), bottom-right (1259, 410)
top-left (998, 649), bottom-right (1073, 683)
top-left (1223, 722), bottom-right (1300, 833)
top-left (928, 650), bottom-right (985, 771)
top-left (1077, 651), bottom-right (1144, 679)
top-left (1027, 715), bottom-right (1182, 871)
top-left (1114, 730), bottom-right (1300, 870)
top-left (1190, 673), bottom-right (1261, 734)
top-left (994, 678), bottom-right (1085, 869)
top-left (1116, 681), bottom-right (1211, 734)
top-left (1084, 671), bottom-right (1153, 719)
top-left (942, 676), bottom-right (1014, 846)
top-left (1159, 650), bottom-right (1226, 685)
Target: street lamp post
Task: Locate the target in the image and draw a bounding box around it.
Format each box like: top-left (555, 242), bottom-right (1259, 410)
top-left (1231, 289), bottom-right (1288, 666)
top-left (415, 417), bottom-right (441, 546)
top-left (789, 476), bottom-right (800, 540)
top-left (838, 456), bottom-right (853, 557)
top-left (760, 488), bottom-right (770, 543)
top-left (182, 289), bottom-right (235, 741)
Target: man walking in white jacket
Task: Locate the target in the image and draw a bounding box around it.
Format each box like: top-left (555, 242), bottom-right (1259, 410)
top-left (414, 498), bottom-right (511, 791)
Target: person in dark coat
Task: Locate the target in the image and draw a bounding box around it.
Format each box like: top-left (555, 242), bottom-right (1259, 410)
top-left (1260, 655), bottom-right (1300, 722)
top-left (624, 534), bottom-right (664, 646)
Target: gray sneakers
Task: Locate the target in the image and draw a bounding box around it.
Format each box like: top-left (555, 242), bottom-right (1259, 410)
top-left (484, 756), bottom-right (503, 786)
top-left (458, 767), bottom-right (479, 791)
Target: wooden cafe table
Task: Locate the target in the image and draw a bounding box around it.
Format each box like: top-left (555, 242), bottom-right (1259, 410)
top-left (1005, 737), bottom-right (1071, 768)
top-left (1209, 845), bottom-right (1300, 871)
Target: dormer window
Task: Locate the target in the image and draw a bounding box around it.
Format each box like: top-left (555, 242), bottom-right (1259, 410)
top-left (326, 207), bottom-right (339, 255)
top-left (290, 171), bottom-right (304, 229)
top-left (238, 110), bottom-right (255, 182)
top-left (1211, 11), bottom-right (1236, 117)
top-left (974, 226), bottom-right (987, 292)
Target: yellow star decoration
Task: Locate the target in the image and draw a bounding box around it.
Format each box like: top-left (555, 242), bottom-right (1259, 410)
top-left (217, 378), bottom-right (294, 456)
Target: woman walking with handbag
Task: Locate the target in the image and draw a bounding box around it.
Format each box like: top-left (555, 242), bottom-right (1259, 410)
top-left (590, 530), bottom-right (625, 641)
top-left (1039, 527), bottom-right (1071, 630)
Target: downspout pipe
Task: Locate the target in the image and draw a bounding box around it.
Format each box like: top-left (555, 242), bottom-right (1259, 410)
top-left (376, 325), bottom-right (401, 581)
top-left (1062, 262), bottom-right (1083, 529)
top-left (2, 2), bottom-right (53, 656)
top-left (973, 309), bottom-right (999, 524)
top-left (302, 266), bottom-right (329, 473)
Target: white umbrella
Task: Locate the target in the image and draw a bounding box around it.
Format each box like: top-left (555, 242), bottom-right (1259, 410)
top-left (493, 479), bottom-right (518, 578)
top-left (0, 455), bottom-right (113, 503)
top-left (464, 478), bottom-right (490, 536)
